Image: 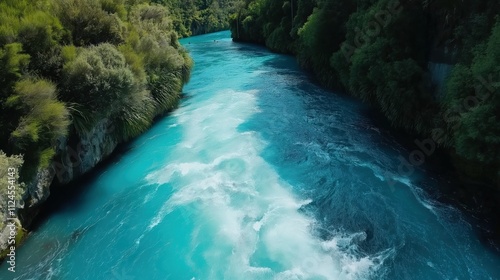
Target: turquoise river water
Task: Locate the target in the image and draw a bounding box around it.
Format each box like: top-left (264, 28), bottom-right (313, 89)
top-left (2, 31), bottom-right (500, 279)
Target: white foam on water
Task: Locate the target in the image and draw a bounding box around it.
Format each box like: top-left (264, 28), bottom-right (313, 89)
top-left (380, 169), bottom-right (439, 215)
top-left (144, 89), bottom-right (387, 279)
top-left (252, 70), bottom-right (269, 76)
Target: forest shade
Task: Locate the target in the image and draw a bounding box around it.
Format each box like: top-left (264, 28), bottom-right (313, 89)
top-left (229, 0), bottom-right (500, 185)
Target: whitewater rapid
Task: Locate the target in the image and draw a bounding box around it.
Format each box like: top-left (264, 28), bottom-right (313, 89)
top-left (142, 88), bottom-right (387, 279)
top-left (2, 31), bottom-right (499, 280)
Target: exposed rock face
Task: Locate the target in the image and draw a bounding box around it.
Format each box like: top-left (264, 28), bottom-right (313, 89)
top-left (0, 119), bottom-right (119, 256)
top-left (24, 168), bottom-right (54, 208)
top-left (52, 119), bottom-right (118, 185)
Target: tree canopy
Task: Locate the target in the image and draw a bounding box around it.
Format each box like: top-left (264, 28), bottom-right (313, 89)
top-left (230, 0), bottom-right (500, 182)
top-left (0, 0), bottom-right (193, 182)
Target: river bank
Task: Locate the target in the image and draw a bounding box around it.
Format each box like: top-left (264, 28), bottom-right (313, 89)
top-left (1, 31), bottom-right (499, 279)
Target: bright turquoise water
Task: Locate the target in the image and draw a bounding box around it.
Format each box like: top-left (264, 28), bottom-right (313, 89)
top-left (2, 31), bottom-right (500, 279)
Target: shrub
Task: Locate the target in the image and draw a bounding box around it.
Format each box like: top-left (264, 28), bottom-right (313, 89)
top-left (60, 44), bottom-right (138, 132)
top-left (7, 78), bottom-right (70, 149)
top-left (54, 0), bottom-right (124, 46)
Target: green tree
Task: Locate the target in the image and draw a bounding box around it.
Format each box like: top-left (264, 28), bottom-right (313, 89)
top-left (444, 21), bottom-right (500, 167)
top-left (60, 44), bottom-right (138, 133)
top-left (7, 79), bottom-right (70, 148)
top-left (0, 43), bottom-right (30, 151)
top-left (54, 0), bottom-right (124, 46)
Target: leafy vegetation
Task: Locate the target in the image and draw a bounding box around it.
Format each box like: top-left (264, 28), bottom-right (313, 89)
top-left (230, 0), bottom-right (500, 183)
top-left (0, 0), bottom-right (193, 185)
top-left (155, 0), bottom-right (239, 37)
top-left (442, 21), bottom-right (500, 176)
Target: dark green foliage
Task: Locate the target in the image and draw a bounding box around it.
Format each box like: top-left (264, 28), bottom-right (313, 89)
top-left (0, 43), bottom-right (30, 99)
top-left (339, 1), bottom-right (434, 133)
top-left (17, 10), bottom-right (65, 75)
top-left (127, 3), bottom-right (193, 114)
top-left (7, 78), bottom-right (70, 147)
top-left (297, 0), bottom-right (354, 82)
top-left (230, 0), bottom-right (289, 46)
top-left (0, 0), bottom-right (193, 182)
top-left (0, 43), bottom-right (30, 151)
top-left (6, 78), bottom-right (70, 172)
top-left (156, 0), bottom-right (239, 37)
top-left (230, 0), bottom-right (500, 184)
top-left (443, 21), bottom-right (500, 170)
top-left (111, 89), bottom-right (156, 141)
top-left (60, 44), bottom-right (138, 126)
top-left (54, 0), bottom-right (124, 46)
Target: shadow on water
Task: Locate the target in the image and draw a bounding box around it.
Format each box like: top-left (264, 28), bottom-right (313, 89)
top-left (25, 86), bottom-right (197, 233)
top-left (26, 142), bottom-right (132, 233)
top-left (244, 44), bottom-right (500, 256)
top-left (358, 99), bottom-right (500, 253)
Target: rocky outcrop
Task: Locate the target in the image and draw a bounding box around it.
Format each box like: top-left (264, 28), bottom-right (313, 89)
top-left (1, 118), bottom-right (119, 256)
top-left (52, 119), bottom-right (118, 185)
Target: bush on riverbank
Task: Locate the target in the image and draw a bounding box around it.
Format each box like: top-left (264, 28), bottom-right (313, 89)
top-left (442, 21), bottom-right (500, 177)
top-left (0, 0), bottom-right (192, 183)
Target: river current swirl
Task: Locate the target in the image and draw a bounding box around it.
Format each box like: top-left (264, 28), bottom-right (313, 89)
top-left (2, 31), bottom-right (499, 280)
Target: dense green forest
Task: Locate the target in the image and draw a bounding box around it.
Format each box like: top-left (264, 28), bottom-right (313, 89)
top-left (156, 0), bottom-right (239, 37)
top-left (230, 0), bottom-right (500, 185)
top-left (0, 0), bottom-right (240, 186)
top-left (0, 0), bottom-right (196, 192)
top-left (0, 0), bottom-right (247, 259)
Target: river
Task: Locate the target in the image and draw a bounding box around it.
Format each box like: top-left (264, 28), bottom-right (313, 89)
top-left (2, 31), bottom-right (499, 280)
